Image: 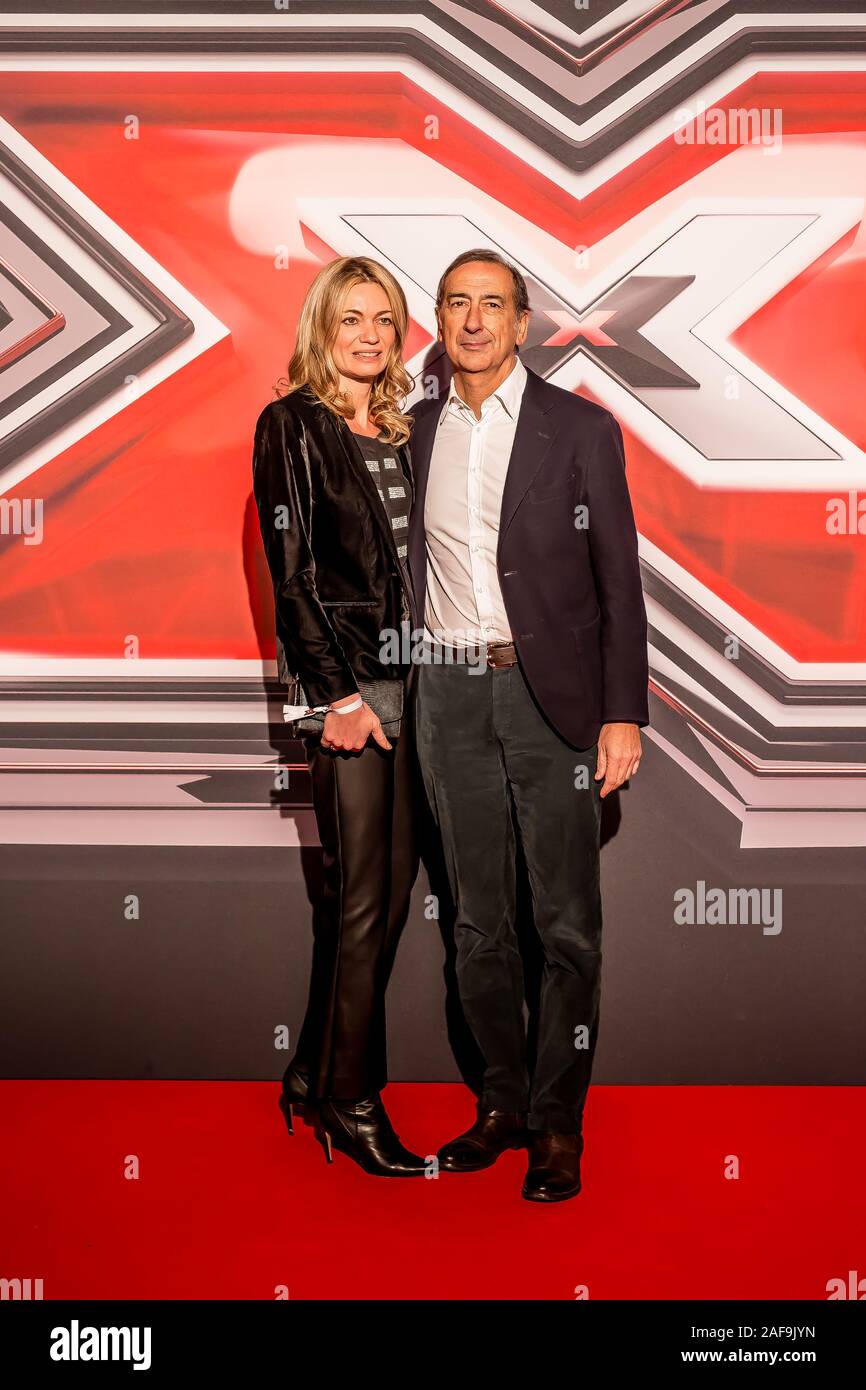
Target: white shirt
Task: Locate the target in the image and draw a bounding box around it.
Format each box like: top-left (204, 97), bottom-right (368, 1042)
top-left (423, 354), bottom-right (527, 648)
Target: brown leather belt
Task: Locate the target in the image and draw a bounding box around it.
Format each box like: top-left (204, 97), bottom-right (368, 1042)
top-left (485, 640), bottom-right (518, 668)
top-left (425, 638), bottom-right (519, 668)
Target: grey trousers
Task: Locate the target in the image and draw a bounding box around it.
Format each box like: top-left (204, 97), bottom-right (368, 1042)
top-left (415, 653), bottom-right (603, 1133)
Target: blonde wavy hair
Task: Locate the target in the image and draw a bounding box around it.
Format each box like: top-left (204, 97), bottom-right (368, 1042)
top-left (276, 257), bottom-right (414, 446)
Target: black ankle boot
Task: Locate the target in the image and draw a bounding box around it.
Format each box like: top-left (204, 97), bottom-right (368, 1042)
top-left (316, 1096), bottom-right (428, 1177)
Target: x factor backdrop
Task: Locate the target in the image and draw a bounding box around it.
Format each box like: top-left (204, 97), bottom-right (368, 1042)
top-left (0, 1), bottom-right (864, 1087)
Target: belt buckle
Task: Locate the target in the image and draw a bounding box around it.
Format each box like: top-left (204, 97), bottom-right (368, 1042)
top-left (486, 641), bottom-right (514, 669)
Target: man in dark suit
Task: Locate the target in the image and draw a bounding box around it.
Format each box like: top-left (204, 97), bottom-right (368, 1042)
top-left (407, 249), bottom-right (649, 1202)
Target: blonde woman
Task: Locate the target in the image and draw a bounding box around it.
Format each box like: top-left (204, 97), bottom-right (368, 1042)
top-left (252, 257), bottom-right (424, 1177)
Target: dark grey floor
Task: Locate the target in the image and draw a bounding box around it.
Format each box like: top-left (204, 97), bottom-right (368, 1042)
top-left (2, 736), bottom-right (864, 1084)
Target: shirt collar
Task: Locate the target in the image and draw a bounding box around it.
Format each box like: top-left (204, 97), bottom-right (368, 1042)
top-left (442, 354), bottom-right (527, 421)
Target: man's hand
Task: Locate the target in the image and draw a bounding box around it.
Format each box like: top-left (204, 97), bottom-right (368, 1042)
top-left (321, 699), bottom-right (392, 753)
top-left (594, 722), bottom-right (641, 798)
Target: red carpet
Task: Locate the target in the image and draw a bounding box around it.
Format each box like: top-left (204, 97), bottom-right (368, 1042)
top-left (1, 1082), bottom-right (863, 1300)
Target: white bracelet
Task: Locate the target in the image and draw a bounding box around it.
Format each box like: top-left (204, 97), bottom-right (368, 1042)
top-left (282, 695), bottom-right (363, 722)
top-left (328, 695), bottom-right (363, 715)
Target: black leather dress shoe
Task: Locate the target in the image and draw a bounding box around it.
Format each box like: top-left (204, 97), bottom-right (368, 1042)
top-left (522, 1131), bottom-right (583, 1202)
top-left (437, 1109), bottom-right (527, 1172)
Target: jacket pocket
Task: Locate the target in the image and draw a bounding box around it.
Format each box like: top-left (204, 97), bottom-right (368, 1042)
top-left (527, 471), bottom-right (576, 505)
top-left (320, 599), bottom-right (378, 607)
top-left (572, 606), bottom-right (601, 630)
top-left (571, 613), bottom-right (602, 717)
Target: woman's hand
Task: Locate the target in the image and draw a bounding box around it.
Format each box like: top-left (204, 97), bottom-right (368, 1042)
top-left (321, 699), bottom-right (392, 752)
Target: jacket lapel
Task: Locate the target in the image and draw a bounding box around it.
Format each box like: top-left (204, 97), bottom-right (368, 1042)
top-left (498, 366), bottom-right (561, 540)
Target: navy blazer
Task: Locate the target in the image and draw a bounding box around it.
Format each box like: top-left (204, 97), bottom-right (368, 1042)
top-left (407, 365), bottom-right (650, 749)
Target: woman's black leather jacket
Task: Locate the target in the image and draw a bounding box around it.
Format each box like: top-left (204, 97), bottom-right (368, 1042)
top-left (252, 385), bottom-right (415, 707)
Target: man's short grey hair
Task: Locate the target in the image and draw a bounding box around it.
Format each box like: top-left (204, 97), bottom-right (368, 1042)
top-left (435, 249), bottom-right (531, 321)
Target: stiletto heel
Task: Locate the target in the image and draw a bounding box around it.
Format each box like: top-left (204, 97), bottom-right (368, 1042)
top-left (278, 1063), bottom-right (314, 1139)
top-left (320, 1126), bottom-right (333, 1163)
top-left (278, 1093), bottom-right (294, 1136)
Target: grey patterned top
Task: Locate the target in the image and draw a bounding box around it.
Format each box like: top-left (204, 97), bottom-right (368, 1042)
top-left (351, 432), bottom-right (414, 629)
top-left (353, 433), bottom-right (410, 561)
